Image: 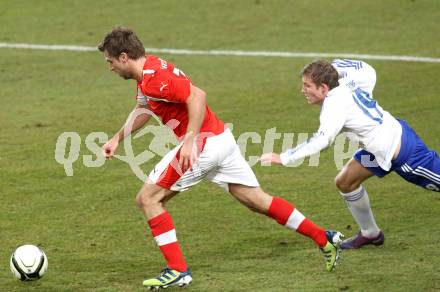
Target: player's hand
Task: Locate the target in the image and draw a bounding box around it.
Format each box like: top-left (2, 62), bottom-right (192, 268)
top-left (259, 153), bottom-right (282, 165)
top-left (102, 137), bottom-right (119, 159)
top-left (179, 132), bottom-right (199, 173)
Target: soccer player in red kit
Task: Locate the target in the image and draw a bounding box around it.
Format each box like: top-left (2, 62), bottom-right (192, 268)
top-left (98, 27), bottom-right (344, 289)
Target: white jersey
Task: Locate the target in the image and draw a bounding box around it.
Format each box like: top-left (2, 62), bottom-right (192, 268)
top-left (280, 59), bottom-right (402, 171)
top-left (331, 59), bottom-right (377, 96)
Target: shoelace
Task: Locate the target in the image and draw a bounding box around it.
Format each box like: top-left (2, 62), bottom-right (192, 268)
top-left (156, 268), bottom-right (177, 282)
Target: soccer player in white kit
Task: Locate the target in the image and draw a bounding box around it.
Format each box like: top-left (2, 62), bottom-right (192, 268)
top-left (260, 59), bottom-right (440, 249)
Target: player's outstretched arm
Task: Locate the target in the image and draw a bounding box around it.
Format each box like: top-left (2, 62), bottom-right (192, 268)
top-left (102, 104), bottom-right (151, 159)
top-left (259, 133), bottom-right (330, 167)
top-left (260, 96), bottom-right (343, 167)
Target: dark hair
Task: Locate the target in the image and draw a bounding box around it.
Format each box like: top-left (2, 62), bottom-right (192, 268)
top-left (98, 27), bottom-right (145, 59)
top-left (301, 60), bottom-right (339, 90)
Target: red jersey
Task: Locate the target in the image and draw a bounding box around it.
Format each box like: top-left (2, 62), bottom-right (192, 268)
top-left (136, 55), bottom-right (225, 140)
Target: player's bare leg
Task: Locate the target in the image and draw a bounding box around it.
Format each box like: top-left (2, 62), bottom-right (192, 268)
top-left (227, 184), bottom-right (272, 214)
top-left (335, 159), bottom-right (384, 249)
top-left (335, 159), bottom-right (375, 194)
top-left (137, 180), bottom-right (192, 289)
top-left (136, 180), bottom-right (178, 219)
top-left (228, 184), bottom-right (344, 271)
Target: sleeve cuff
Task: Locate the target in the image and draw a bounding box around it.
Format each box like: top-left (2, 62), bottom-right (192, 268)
top-left (280, 151), bottom-right (292, 166)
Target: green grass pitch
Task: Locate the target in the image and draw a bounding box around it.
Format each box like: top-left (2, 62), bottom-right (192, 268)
top-left (0, 0), bottom-right (439, 291)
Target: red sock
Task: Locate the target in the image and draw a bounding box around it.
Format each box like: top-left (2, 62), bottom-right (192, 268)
top-left (267, 197), bottom-right (327, 247)
top-left (148, 211), bottom-right (187, 272)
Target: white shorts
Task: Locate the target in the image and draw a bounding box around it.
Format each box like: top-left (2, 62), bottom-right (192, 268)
top-left (148, 128), bottom-right (260, 191)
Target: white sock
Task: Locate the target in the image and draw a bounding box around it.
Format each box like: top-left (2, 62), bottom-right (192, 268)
top-left (340, 186), bottom-right (380, 238)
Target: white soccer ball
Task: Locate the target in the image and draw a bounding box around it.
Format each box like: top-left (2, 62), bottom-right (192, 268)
top-left (10, 244), bottom-right (48, 281)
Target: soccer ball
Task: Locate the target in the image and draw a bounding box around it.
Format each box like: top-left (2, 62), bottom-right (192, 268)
top-left (10, 245), bottom-right (48, 281)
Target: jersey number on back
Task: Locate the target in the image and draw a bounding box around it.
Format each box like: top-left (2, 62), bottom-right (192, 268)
top-left (352, 88), bottom-right (383, 124)
top-left (173, 67), bottom-right (187, 78)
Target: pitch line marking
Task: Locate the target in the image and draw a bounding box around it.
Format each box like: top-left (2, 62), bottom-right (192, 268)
top-left (0, 42), bottom-right (439, 63)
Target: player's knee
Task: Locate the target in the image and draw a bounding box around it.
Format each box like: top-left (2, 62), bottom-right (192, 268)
top-left (334, 173), bottom-right (343, 189)
top-left (135, 192), bottom-right (148, 209)
top-left (335, 174), bottom-right (357, 193)
top-left (136, 189), bottom-right (160, 210)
